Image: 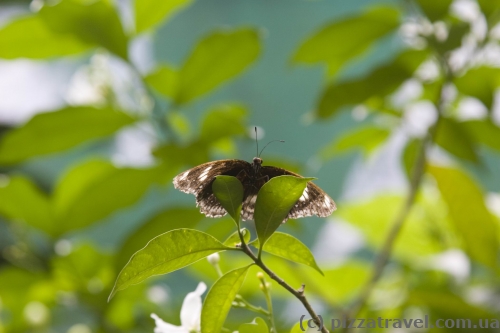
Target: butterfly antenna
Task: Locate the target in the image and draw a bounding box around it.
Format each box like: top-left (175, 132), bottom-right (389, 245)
top-left (259, 140), bottom-right (285, 157)
top-left (255, 127), bottom-right (259, 157)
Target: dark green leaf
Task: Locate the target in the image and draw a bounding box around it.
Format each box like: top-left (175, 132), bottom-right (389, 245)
top-left (212, 175), bottom-right (244, 224)
top-left (434, 117), bottom-right (480, 163)
top-left (293, 6), bottom-right (400, 77)
top-left (254, 176), bottom-right (313, 247)
top-left (201, 265), bottom-right (251, 333)
top-left (416, 0), bottom-right (453, 21)
top-left (454, 67), bottom-right (500, 109)
top-left (39, 0), bottom-right (129, 59)
top-left (238, 317), bottom-right (269, 333)
top-left (0, 107), bottom-right (135, 165)
top-left (176, 28), bottom-right (261, 104)
top-left (135, 0), bottom-right (192, 33)
top-left (110, 229), bottom-right (231, 299)
top-left (251, 232), bottom-right (323, 275)
top-left (463, 119), bottom-right (500, 151)
top-left (402, 138), bottom-right (421, 180)
top-left (478, 0), bottom-right (500, 19)
top-left (428, 22), bottom-right (469, 54)
top-left (0, 15), bottom-right (92, 59)
top-left (429, 166), bottom-right (498, 269)
top-left (144, 65), bottom-right (178, 99)
top-left (317, 49), bottom-right (428, 118)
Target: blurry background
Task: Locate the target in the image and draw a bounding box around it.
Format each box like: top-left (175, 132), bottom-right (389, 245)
top-left (0, 0), bottom-right (499, 332)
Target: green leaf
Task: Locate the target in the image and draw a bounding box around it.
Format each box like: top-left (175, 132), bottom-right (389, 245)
top-left (463, 119), bottom-right (500, 151)
top-left (251, 232), bottom-right (323, 275)
top-left (320, 126), bottom-right (390, 160)
top-left (200, 104), bottom-right (248, 143)
top-left (135, 0), bottom-right (192, 33)
top-left (0, 176), bottom-right (53, 236)
top-left (434, 117), bottom-right (480, 163)
top-left (293, 6), bottom-right (400, 77)
top-left (201, 265), bottom-right (251, 333)
top-left (223, 228), bottom-right (250, 247)
top-left (317, 49), bottom-right (428, 118)
top-left (53, 160), bottom-right (172, 235)
top-left (416, 0), bottom-right (453, 21)
top-left (176, 28), bottom-right (260, 104)
top-left (110, 228), bottom-right (231, 299)
top-left (0, 107), bottom-right (135, 165)
top-left (239, 317), bottom-right (269, 333)
top-left (0, 15), bottom-right (92, 59)
top-left (115, 208), bottom-right (205, 270)
top-left (39, 0), bottom-right (129, 59)
top-left (429, 166), bottom-right (498, 269)
top-left (428, 22), bottom-right (469, 55)
top-left (212, 175), bottom-right (244, 224)
top-left (402, 138), bottom-right (421, 180)
top-left (454, 67), bottom-right (500, 109)
top-left (254, 176), bottom-right (314, 247)
top-left (144, 65), bottom-right (178, 99)
top-left (478, 0), bottom-right (500, 19)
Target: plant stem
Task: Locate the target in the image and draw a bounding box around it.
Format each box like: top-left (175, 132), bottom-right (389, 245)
top-left (258, 274), bottom-right (278, 332)
top-left (234, 295), bottom-right (270, 316)
top-left (237, 229), bottom-right (329, 333)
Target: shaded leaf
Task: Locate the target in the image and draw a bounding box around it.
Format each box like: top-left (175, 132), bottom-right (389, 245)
top-left (212, 175), bottom-right (244, 224)
top-left (200, 105), bottom-right (247, 143)
top-left (0, 107), bottom-right (135, 165)
top-left (478, 0), bottom-right (500, 19)
top-left (428, 22), bottom-right (469, 55)
top-left (201, 265), bottom-right (251, 333)
top-left (135, 0), bottom-right (192, 33)
top-left (434, 117), bottom-right (480, 163)
top-left (239, 317), bottom-right (269, 333)
top-left (223, 228), bottom-right (250, 247)
top-left (254, 176), bottom-right (313, 247)
top-left (144, 65), bottom-right (178, 99)
top-left (317, 49), bottom-right (428, 118)
top-left (416, 0), bottom-right (453, 21)
top-left (293, 6), bottom-right (400, 77)
top-left (251, 232), bottom-right (323, 275)
top-left (429, 166), bottom-right (498, 269)
top-left (176, 28), bottom-right (260, 104)
top-left (110, 229), bottom-right (231, 299)
top-left (454, 67), bottom-right (500, 109)
top-left (463, 119), bottom-right (500, 151)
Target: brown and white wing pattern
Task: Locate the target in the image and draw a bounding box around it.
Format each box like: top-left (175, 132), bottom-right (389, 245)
top-left (173, 159), bottom-right (252, 218)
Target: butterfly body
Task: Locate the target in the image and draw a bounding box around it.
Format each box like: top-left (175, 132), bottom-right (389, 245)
top-left (173, 158), bottom-right (336, 222)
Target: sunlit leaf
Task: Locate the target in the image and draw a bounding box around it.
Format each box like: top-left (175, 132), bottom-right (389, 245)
top-left (144, 65), bottom-right (178, 99)
top-left (251, 232), bottom-right (323, 275)
top-left (0, 15), bottom-right (92, 59)
top-left (175, 28), bottom-right (261, 104)
top-left (239, 317), bottom-right (269, 333)
top-left (454, 67), bottom-right (500, 109)
top-left (416, 0), bottom-right (453, 21)
top-left (463, 119), bottom-right (500, 151)
top-left (135, 0), bottom-right (192, 33)
top-left (223, 228), bottom-right (251, 247)
top-left (293, 6), bottom-right (400, 77)
top-left (402, 138), bottom-right (421, 181)
top-left (254, 176), bottom-right (313, 247)
top-left (200, 265), bottom-right (251, 333)
top-left (0, 107), bottom-right (135, 165)
top-left (429, 166), bottom-right (498, 269)
top-left (434, 117), bottom-right (480, 163)
top-left (212, 175), bottom-right (244, 224)
top-left (39, 0), bottom-right (129, 59)
top-left (320, 126), bottom-right (390, 160)
top-left (317, 49), bottom-right (428, 118)
top-left (110, 229), bottom-right (232, 299)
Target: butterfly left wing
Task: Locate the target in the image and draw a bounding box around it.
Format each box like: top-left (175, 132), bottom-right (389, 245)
top-left (261, 166), bottom-right (336, 221)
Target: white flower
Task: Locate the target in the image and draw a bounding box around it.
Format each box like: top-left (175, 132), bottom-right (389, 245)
top-left (151, 282), bottom-right (207, 333)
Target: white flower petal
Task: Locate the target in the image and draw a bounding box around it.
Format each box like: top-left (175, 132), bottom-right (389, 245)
top-left (180, 282), bottom-right (207, 330)
top-left (150, 313), bottom-right (188, 333)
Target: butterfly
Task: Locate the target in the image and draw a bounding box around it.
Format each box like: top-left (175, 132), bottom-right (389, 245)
top-left (173, 145), bottom-right (336, 222)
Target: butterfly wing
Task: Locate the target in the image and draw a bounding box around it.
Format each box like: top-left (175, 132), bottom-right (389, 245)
top-left (261, 166), bottom-right (337, 221)
top-left (173, 159), bottom-right (252, 218)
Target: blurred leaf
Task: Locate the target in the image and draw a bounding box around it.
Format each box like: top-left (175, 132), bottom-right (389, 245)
top-left (463, 119), bottom-right (500, 151)
top-left (223, 228), bottom-right (250, 247)
top-left (317, 49), bottom-right (428, 118)
top-left (478, 0), bottom-right (500, 19)
top-left (110, 229), bottom-right (231, 299)
top-left (175, 28), bottom-right (261, 104)
top-left (0, 15), bottom-right (92, 59)
top-left (145, 65), bottom-right (178, 99)
top-left (320, 126), bottom-right (390, 160)
top-left (416, 0), bottom-right (452, 21)
top-left (290, 322), bottom-right (322, 333)
top-left (434, 117), bottom-right (480, 163)
top-left (212, 176), bottom-right (244, 224)
top-left (116, 208), bottom-right (205, 270)
top-left (402, 138), bottom-right (421, 180)
top-left (166, 111), bottom-right (191, 139)
top-left (153, 141), bottom-right (209, 166)
top-left (0, 176), bottom-right (53, 236)
top-left (293, 6), bottom-right (400, 77)
top-left (200, 265), bottom-right (251, 333)
top-left (251, 232), bottom-right (323, 275)
top-left (239, 317), bottom-right (269, 333)
top-left (39, 0), bottom-right (129, 59)
top-left (53, 160), bottom-right (172, 235)
top-left (429, 166), bottom-right (498, 269)
top-left (254, 176), bottom-right (313, 247)
top-left (428, 22), bottom-right (469, 54)
top-left (135, 0), bottom-right (192, 33)
top-left (0, 107), bottom-right (135, 165)
top-left (200, 105), bottom-right (247, 143)
top-left (454, 67), bottom-right (500, 109)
